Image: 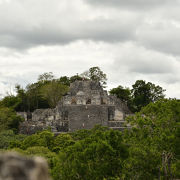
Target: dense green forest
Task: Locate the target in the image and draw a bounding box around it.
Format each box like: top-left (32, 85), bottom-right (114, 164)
top-left (0, 67), bottom-right (179, 179)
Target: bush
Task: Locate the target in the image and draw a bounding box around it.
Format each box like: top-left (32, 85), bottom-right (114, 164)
top-left (0, 107), bottom-right (24, 133)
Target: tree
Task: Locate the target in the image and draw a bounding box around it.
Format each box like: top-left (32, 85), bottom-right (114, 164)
top-left (58, 76), bottom-right (70, 86)
top-left (19, 130), bottom-right (54, 150)
top-left (0, 130), bottom-right (26, 149)
top-left (0, 95), bottom-right (21, 110)
top-left (109, 85), bottom-right (133, 110)
top-left (26, 82), bottom-right (49, 111)
top-left (70, 74), bottom-right (83, 83)
top-left (24, 146), bottom-right (61, 180)
top-left (131, 80), bottom-right (165, 112)
top-left (13, 83), bottom-right (50, 112)
top-left (81, 66), bottom-right (107, 86)
top-left (124, 99), bottom-right (180, 179)
top-left (0, 107), bottom-right (24, 133)
top-left (0, 72), bottom-right (70, 112)
top-left (15, 85), bottom-right (28, 112)
top-left (38, 72), bottom-right (54, 82)
top-left (40, 80), bottom-right (69, 108)
top-left (59, 126), bottom-right (128, 180)
top-left (53, 133), bottom-right (75, 152)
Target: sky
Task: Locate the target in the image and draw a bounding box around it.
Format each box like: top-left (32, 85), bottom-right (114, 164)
top-left (0, 0), bottom-right (180, 98)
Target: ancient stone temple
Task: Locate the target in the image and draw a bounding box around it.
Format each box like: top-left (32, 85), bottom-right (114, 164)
top-left (19, 80), bottom-right (131, 134)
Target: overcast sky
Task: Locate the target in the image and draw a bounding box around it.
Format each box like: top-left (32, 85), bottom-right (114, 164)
top-left (0, 0), bottom-right (180, 98)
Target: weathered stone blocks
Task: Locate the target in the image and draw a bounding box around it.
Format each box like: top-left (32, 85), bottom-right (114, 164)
top-left (19, 80), bottom-right (131, 134)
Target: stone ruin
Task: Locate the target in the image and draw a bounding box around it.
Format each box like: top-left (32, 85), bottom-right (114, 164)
top-left (18, 80), bottom-right (131, 134)
top-left (0, 152), bottom-right (50, 180)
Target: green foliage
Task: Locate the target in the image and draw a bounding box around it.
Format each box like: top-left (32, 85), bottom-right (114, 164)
top-left (131, 80), bottom-right (165, 111)
top-left (81, 66), bottom-right (107, 86)
top-left (0, 107), bottom-right (24, 133)
top-left (124, 99), bottom-right (180, 179)
top-left (38, 72), bottom-right (54, 82)
top-left (20, 130), bottom-right (54, 150)
top-left (15, 85), bottom-right (29, 111)
top-left (25, 82), bottom-right (50, 111)
top-left (0, 73), bottom-right (69, 112)
top-left (0, 130), bottom-right (15, 149)
top-left (14, 83), bottom-right (48, 112)
top-left (0, 95), bottom-right (21, 110)
top-left (70, 129), bottom-right (91, 141)
top-left (24, 146), bottom-right (61, 180)
top-left (111, 80), bottom-right (166, 112)
top-left (6, 126), bottom-right (129, 180)
top-left (8, 130), bottom-right (61, 179)
top-left (0, 130), bottom-right (26, 149)
top-left (110, 85), bottom-right (131, 103)
top-left (58, 76), bottom-right (70, 86)
top-left (59, 126), bottom-right (128, 180)
top-left (53, 133), bottom-right (75, 152)
top-left (70, 74), bottom-right (84, 83)
top-left (40, 80), bottom-right (69, 108)
top-left (109, 85), bottom-right (133, 111)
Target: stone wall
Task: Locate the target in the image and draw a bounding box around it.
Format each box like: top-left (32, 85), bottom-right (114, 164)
top-left (18, 80), bottom-right (132, 134)
top-left (65, 105), bottom-right (109, 131)
top-left (19, 109), bottom-right (59, 134)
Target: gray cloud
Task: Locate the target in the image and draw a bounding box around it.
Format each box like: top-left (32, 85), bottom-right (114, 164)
top-left (0, 0), bottom-right (180, 57)
top-left (84, 0), bottom-right (177, 10)
top-left (130, 62), bottom-right (173, 74)
top-left (136, 21), bottom-right (180, 56)
top-left (126, 56), bottom-right (175, 74)
top-left (0, 18), bottom-right (137, 49)
top-left (0, 0), bottom-right (141, 49)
